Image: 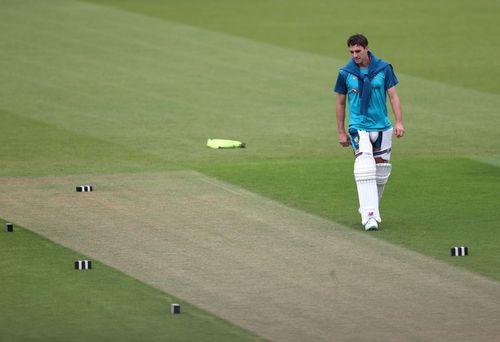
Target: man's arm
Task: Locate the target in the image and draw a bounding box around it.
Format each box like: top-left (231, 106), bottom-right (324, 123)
top-left (387, 86), bottom-right (405, 138)
top-left (336, 94), bottom-right (350, 147)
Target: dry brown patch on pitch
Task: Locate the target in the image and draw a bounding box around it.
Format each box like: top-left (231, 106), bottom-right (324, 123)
top-left (1, 171), bottom-right (500, 342)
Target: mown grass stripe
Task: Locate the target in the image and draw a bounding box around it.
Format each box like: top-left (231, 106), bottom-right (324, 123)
top-left (2, 0), bottom-right (499, 161)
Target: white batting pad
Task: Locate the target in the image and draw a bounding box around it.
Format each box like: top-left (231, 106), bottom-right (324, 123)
top-left (354, 154), bottom-right (380, 224)
top-left (376, 163), bottom-right (392, 200)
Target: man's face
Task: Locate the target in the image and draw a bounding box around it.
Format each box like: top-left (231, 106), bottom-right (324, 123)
top-left (348, 44), bottom-right (369, 65)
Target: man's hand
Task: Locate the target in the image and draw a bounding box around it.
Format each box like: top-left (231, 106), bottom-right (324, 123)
top-left (339, 131), bottom-right (351, 147)
top-left (394, 122), bottom-right (405, 138)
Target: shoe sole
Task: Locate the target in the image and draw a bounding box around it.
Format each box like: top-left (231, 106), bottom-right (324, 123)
top-left (365, 226), bottom-right (378, 231)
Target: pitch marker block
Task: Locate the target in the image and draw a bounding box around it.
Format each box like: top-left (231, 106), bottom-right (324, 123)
top-left (76, 185), bottom-right (93, 192)
top-left (451, 246), bottom-right (468, 257)
top-left (171, 304), bottom-right (180, 314)
top-left (5, 223), bottom-right (14, 232)
top-left (74, 260), bottom-right (92, 270)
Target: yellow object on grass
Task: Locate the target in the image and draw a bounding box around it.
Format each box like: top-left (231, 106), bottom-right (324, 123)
top-left (207, 139), bottom-right (246, 149)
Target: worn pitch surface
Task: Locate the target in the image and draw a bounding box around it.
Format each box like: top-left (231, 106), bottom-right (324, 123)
top-left (1, 171), bottom-right (499, 341)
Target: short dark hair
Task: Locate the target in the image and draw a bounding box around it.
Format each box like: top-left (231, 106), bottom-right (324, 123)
top-left (347, 34), bottom-right (368, 47)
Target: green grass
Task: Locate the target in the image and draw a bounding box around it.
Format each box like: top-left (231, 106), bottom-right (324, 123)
top-left (1, 0), bottom-right (500, 340)
top-left (0, 221), bottom-right (263, 341)
top-left (83, 0), bottom-right (500, 94)
top-left (0, 109), bottom-right (173, 176)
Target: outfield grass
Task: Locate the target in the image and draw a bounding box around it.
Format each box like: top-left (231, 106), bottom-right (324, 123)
top-left (1, 0), bottom-right (500, 340)
top-left (0, 109), bottom-right (173, 176)
top-left (84, 0), bottom-right (500, 94)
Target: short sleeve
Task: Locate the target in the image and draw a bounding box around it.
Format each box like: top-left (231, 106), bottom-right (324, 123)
top-left (334, 71), bottom-right (348, 94)
top-left (384, 66), bottom-right (399, 89)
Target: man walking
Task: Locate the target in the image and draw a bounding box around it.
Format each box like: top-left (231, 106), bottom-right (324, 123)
top-left (334, 34), bottom-right (405, 231)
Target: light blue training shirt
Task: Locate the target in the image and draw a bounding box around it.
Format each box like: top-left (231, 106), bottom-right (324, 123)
top-left (334, 66), bottom-right (398, 131)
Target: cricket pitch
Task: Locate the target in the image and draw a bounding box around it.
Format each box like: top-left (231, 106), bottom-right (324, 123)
top-left (1, 171), bottom-right (499, 341)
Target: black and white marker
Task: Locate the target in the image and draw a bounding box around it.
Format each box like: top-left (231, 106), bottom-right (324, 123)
top-left (74, 260), bottom-right (92, 269)
top-left (76, 185), bottom-right (93, 192)
top-left (171, 304), bottom-right (180, 314)
top-left (451, 246), bottom-right (468, 256)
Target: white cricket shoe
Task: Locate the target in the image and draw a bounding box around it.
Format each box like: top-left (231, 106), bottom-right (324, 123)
top-left (364, 218), bottom-right (378, 231)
